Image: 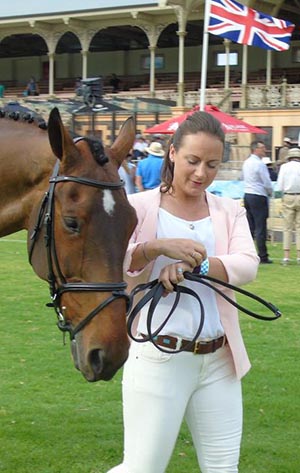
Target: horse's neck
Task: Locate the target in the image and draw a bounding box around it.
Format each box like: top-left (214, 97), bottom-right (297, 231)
top-left (0, 122), bottom-right (54, 237)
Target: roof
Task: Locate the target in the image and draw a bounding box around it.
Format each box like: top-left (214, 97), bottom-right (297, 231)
top-left (0, 1), bottom-right (159, 19)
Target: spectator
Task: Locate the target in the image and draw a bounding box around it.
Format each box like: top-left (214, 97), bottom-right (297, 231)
top-left (25, 76), bottom-right (39, 96)
top-left (262, 157), bottom-right (278, 181)
top-left (118, 155), bottom-right (136, 195)
top-left (132, 134), bottom-right (148, 160)
top-left (277, 148), bottom-right (300, 265)
top-left (242, 140), bottom-right (273, 264)
top-left (109, 73), bottom-right (121, 93)
top-left (135, 141), bottom-right (164, 191)
top-left (277, 137), bottom-right (292, 168)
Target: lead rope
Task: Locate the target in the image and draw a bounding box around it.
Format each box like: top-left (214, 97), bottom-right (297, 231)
top-left (127, 271), bottom-right (281, 354)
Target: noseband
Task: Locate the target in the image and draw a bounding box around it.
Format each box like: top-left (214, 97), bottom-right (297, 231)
top-left (29, 155), bottom-right (130, 340)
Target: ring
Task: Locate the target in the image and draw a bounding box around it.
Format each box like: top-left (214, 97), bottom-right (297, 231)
top-left (177, 267), bottom-right (183, 274)
top-left (191, 251), bottom-right (196, 258)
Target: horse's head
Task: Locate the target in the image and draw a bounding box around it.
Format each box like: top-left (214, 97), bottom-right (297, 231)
top-left (29, 107), bottom-right (137, 381)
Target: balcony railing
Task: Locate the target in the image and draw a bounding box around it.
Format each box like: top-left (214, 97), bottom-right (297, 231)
top-left (105, 79), bottom-right (300, 111)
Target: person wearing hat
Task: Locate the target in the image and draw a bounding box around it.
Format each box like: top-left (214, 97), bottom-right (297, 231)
top-left (277, 148), bottom-right (300, 265)
top-left (262, 157), bottom-right (278, 181)
top-left (132, 134), bottom-right (148, 160)
top-left (135, 141), bottom-right (165, 192)
top-left (277, 137), bottom-right (292, 168)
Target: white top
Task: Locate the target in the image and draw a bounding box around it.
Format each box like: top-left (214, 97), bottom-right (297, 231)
top-left (277, 160), bottom-right (300, 193)
top-left (137, 208), bottom-right (224, 340)
top-left (242, 154), bottom-right (273, 197)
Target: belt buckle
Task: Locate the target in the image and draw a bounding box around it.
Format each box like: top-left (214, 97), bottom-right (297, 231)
top-left (193, 340), bottom-right (200, 354)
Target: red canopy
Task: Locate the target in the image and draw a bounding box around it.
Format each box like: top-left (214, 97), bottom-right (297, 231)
top-left (145, 105), bottom-right (267, 135)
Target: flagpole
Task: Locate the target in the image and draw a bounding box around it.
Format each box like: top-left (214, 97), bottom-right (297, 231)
top-left (199, 0), bottom-right (211, 111)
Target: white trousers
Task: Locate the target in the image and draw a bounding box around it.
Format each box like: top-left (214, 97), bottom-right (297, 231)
top-left (107, 341), bottom-right (242, 473)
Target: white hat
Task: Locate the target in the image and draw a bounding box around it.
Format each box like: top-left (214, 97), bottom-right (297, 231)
top-left (145, 141), bottom-right (165, 157)
top-left (283, 137), bottom-right (292, 143)
top-left (286, 148), bottom-right (300, 159)
top-left (262, 157), bottom-right (272, 165)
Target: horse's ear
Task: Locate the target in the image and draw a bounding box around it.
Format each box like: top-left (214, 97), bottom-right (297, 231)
top-left (110, 116), bottom-right (135, 165)
top-left (48, 107), bottom-right (73, 161)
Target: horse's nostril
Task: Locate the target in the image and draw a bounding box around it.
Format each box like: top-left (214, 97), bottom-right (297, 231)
top-left (89, 349), bottom-right (104, 376)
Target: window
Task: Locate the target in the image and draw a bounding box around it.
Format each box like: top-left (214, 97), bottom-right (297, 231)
top-left (141, 55), bottom-right (165, 70)
top-left (215, 52), bottom-right (238, 66)
top-left (292, 47), bottom-right (300, 63)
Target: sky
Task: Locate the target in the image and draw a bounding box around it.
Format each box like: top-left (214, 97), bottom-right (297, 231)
top-left (0, 1), bottom-right (158, 18)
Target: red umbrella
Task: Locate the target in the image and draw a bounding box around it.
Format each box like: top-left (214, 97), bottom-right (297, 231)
top-left (145, 105), bottom-right (267, 134)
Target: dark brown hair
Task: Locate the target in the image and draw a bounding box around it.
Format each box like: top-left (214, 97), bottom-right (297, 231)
top-left (160, 111), bottom-right (225, 193)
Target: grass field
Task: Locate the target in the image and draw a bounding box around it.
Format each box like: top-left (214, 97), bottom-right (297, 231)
top-left (0, 232), bottom-right (299, 473)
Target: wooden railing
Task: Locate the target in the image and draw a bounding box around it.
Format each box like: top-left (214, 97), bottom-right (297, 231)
top-left (1, 77), bottom-right (300, 111)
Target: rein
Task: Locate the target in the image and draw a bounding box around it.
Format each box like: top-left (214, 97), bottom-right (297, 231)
top-left (29, 155), bottom-right (129, 340)
top-left (127, 271), bottom-right (281, 354)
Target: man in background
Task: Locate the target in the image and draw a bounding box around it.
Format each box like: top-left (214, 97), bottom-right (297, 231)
top-left (277, 148), bottom-right (300, 265)
top-left (277, 137), bottom-right (292, 168)
top-left (135, 141), bottom-right (164, 191)
top-left (242, 140), bottom-right (273, 264)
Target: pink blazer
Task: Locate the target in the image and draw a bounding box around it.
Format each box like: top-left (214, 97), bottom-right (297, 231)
top-left (124, 187), bottom-right (260, 379)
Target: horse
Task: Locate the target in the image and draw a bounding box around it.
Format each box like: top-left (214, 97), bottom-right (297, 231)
top-left (0, 107), bottom-right (137, 382)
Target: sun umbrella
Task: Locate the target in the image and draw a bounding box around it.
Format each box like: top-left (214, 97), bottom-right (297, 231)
top-left (145, 105), bottom-right (267, 134)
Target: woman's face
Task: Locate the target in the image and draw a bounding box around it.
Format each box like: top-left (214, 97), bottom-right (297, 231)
top-left (169, 132), bottom-right (223, 197)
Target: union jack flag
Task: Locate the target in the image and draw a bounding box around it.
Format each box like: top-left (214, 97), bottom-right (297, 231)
top-left (208, 0), bottom-right (295, 51)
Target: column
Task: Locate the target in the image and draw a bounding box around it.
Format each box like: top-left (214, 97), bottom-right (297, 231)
top-left (48, 52), bottom-right (55, 96)
top-left (266, 50), bottom-right (272, 86)
top-left (223, 39), bottom-right (231, 90)
top-left (241, 44), bottom-right (248, 108)
top-left (81, 50), bottom-right (88, 80)
top-left (148, 45), bottom-right (156, 98)
top-left (177, 30), bottom-right (186, 107)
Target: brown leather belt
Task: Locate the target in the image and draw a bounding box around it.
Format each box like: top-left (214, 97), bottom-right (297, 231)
top-left (284, 193), bottom-right (300, 195)
top-left (141, 334), bottom-right (227, 354)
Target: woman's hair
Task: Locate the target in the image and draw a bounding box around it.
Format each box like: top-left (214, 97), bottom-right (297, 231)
top-left (160, 111), bottom-right (225, 193)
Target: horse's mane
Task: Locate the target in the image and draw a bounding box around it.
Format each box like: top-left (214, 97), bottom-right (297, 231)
top-left (0, 104), bottom-right (108, 165)
top-left (0, 104), bottom-right (47, 130)
top-left (71, 132), bottom-right (109, 166)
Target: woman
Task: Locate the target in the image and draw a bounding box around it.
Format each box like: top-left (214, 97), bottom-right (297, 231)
top-left (108, 111), bottom-right (259, 473)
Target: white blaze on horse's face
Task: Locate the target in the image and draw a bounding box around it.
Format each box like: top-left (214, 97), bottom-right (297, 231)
top-left (102, 189), bottom-right (115, 216)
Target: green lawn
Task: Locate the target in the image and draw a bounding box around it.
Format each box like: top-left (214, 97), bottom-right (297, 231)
top-left (0, 233), bottom-right (299, 472)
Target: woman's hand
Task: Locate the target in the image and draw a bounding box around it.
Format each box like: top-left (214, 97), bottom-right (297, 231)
top-left (159, 261), bottom-right (193, 294)
top-left (159, 238), bottom-right (206, 267)
top-left (130, 238), bottom-right (207, 273)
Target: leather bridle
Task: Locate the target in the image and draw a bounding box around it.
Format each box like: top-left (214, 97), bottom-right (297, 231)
top-left (29, 155), bottom-right (130, 340)
top-left (127, 271), bottom-right (282, 354)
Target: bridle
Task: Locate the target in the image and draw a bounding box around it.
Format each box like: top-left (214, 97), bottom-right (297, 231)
top-left (29, 149), bottom-right (130, 340)
top-left (127, 272), bottom-right (282, 354)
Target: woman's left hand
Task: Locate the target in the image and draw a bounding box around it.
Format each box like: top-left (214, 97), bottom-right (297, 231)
top-left (159, 261), bottom-right (192, 294)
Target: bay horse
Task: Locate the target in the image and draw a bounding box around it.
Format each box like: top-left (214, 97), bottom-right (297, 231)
top-left (0, 107), bottom-right (137, 382)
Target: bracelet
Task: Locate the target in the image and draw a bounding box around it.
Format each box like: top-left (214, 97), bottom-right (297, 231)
top-left (199, 258), bottom-right (210, 276)
top-left (142, 241), bottom-right (151, 262)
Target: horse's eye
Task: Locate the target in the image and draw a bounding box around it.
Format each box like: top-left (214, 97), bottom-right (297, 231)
top-left (64, 217), bottom-right (80, 233)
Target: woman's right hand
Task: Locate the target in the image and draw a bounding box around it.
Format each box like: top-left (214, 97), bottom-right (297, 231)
top-left (158, 238), bottom-right (206, 268)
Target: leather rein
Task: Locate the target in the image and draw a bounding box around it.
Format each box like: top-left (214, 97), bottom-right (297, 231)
top-left (29, 155), bottom-right (130, 341)
top-left (127, 271), bottom-right (282, 354)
